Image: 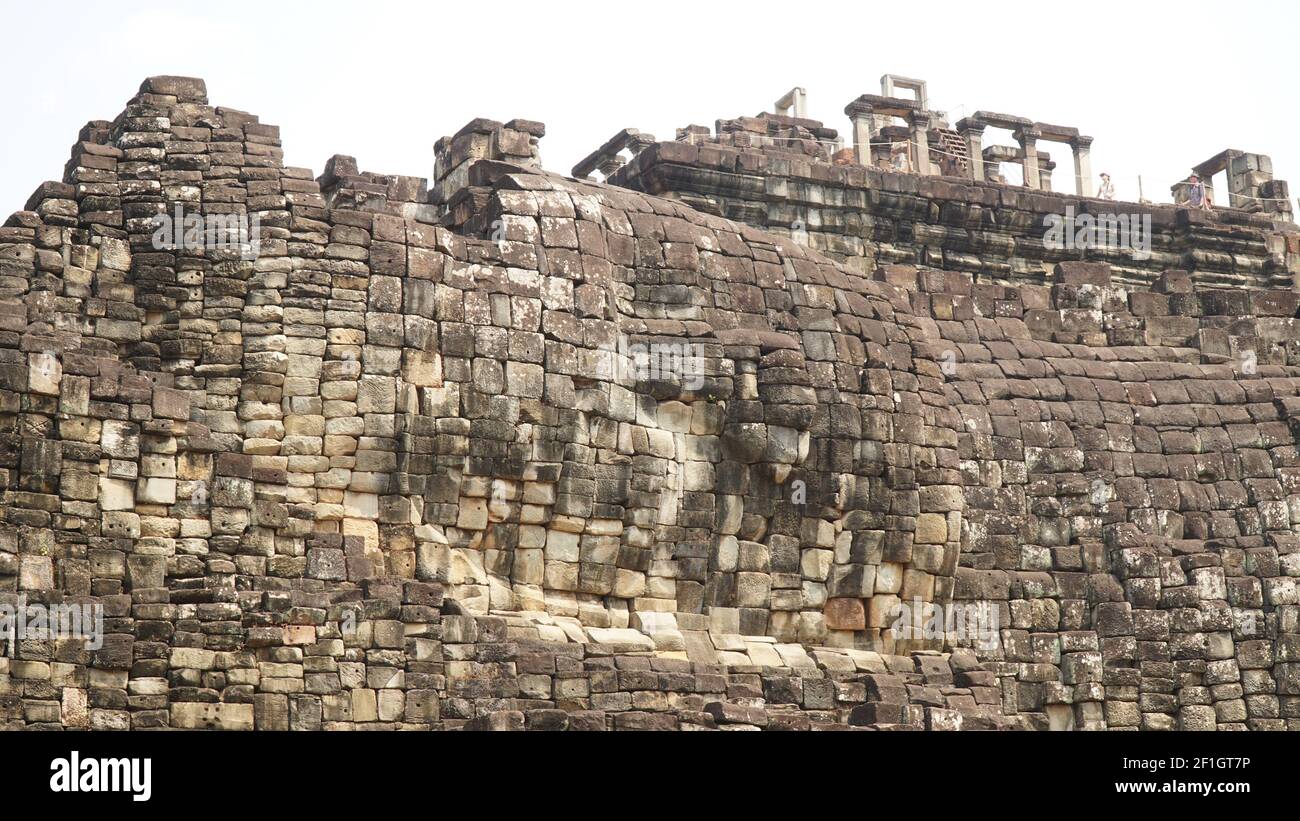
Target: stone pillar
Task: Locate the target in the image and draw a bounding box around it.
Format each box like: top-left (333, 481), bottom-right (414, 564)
top-left (1019, 127), bottom-right (1042, 190)
top-left (910, 113), bottom-right (932, 176)
top-left (1072, 136), bottom-right (1094, 198)
top-left (775, 87), bottom-right (807, 119)
top-left (597, 156), bottom-right (626, 178)
top-left (791, 88), bottom-right (807, 119)
top-left (628, 134), bottom-right (657, 155)
top-left (850, 109), bottom-right (874, 167)
top-left (960, 123), bottom-right (985, 182)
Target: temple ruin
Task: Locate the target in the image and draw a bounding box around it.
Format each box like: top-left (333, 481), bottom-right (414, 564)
top-left (585, 75), bottom-right (1296, 292)
top-left (1, 75), bottom-right (1299, 731)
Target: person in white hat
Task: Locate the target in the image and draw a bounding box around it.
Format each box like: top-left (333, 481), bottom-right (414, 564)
top-left (1187, 174), bottom-right (1212, 210)
top-left (1098, 172), bottom-right (1116, 201)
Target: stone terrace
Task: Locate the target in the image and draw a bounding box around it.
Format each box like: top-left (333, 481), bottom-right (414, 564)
top-left (587, 79), bottom-right (1298, 293)
top-left (0, 77), bottom-right (1298, 731)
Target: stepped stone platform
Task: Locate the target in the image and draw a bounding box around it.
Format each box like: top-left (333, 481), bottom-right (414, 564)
top-left (1, 76), bottom-right (1299, 730)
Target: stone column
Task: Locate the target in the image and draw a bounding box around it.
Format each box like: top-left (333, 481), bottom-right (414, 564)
top-left (910, 113), bottom-right (932, 176)
top-left (775, 87), bottom-right (807, 119)
top-left (791, 88), bottom-right (807, 119)
top-left (628, 134), bottom-right (656, 157)
top-left (850, 108), bottom-right (874, 167)
top-left (1072, 136), bottom-right (1094, 198)
top-left (597, 156), bottom-right (626, 178)
top-left (1019, 127), bottom-right (1042, 190)
top-left (960, 123), bottom-right (985, 182)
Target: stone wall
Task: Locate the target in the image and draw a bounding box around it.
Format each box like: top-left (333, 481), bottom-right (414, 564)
top-left (1, 77), bottom-right (1299, 730)
top-left (602, 114), bottom-right (1300, 293)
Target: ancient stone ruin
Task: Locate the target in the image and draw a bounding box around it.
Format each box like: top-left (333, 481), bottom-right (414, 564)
top-left (1, 75), bottom-right (1299, 731)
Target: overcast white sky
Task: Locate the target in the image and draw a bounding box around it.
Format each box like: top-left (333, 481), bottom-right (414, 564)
top-left (1, 0), bottom-right (1296, 213)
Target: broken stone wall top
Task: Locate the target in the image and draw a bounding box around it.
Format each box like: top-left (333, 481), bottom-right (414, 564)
top-left (591, 77), bottom-right (1296, 293)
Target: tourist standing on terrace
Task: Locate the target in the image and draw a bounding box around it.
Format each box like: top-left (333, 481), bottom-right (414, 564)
top-left (1187, 174), bottom-right (1212, 210)
top-left (1098, 173), bottom-right (1116, 200)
